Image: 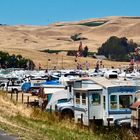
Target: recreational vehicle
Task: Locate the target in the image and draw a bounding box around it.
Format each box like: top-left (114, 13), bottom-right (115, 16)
top-left (55, 80), bottom-right (75, 118)
top-left (46, 89), bottom-right (69, 111)
top-left (73, 75), bottom-right (140, 126)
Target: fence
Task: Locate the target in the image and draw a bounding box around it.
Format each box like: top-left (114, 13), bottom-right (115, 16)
top-left (7, 91), bottom-right (39, 107)
top-left (7, 91), bottom-right (53, 112)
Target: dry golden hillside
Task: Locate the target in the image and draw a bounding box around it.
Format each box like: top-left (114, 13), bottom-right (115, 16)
top-left (0, 16), bottom-right (140, 69)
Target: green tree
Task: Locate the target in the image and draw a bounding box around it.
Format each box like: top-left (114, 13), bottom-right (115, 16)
top-left (0, 51), bottom-right (35, 69)
top-left (83, 46), bottom-right (89, 57)
top-left (97, 36), bottom-right (137, 61)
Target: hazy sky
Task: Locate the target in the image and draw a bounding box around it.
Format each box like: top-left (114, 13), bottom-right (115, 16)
top-left (0, 0), bottom-right (140, 25)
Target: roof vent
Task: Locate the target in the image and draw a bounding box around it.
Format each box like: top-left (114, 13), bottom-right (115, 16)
top-left (104, 71), bottom-right (118, 79)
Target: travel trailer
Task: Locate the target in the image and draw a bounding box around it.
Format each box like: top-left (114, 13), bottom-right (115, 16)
top-left (73, 74), bottom-right (140, 126)
top-left (38, 83), bottom-right (66, 109)
top-left (46, 89), bottom-right (69, 111)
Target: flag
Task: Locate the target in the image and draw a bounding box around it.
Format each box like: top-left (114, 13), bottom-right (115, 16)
top-left (130, 59), bottom-right (135, 65)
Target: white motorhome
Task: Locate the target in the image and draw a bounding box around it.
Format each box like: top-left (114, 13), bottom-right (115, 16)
top-left (46, 89), bottom-right (69, 111)
top-left (55, 80), bottom-right (75, 118)
top-left (73, 75), bottom-right (140, 126)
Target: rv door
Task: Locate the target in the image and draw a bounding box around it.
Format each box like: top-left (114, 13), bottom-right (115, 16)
top-left (89, 90), bottom-right (102, 119)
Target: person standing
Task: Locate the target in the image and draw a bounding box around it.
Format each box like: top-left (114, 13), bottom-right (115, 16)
top-left (85, 61), bottom-right (90, 70)
top-left (38, 63), bottom-right (41, 70)
top-left (94, 60), bottom-right (100, 72)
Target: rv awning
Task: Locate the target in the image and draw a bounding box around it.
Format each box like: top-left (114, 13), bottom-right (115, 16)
top-left (130, 101), bottom-right (140, 110)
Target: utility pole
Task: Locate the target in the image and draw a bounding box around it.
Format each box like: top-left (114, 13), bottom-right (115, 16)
top-left (47, 58), bottom-right (51, 69)
top-left (61, 55), bottom-right (63, 69)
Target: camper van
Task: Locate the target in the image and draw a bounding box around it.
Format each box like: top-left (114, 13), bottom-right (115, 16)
top-left (73, 75), bottom-right (140, 126)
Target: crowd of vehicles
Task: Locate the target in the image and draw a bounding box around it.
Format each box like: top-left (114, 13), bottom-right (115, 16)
top-left (0, 67), bottom-right (140, 128)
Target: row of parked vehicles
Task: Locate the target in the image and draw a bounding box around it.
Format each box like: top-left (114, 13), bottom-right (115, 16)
top-left (1, 69), bottom-right (140, 128)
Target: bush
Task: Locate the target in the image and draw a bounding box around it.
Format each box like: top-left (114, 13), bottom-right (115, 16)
top-left (70, 33), bottom-right (87, 41)
top-left (67, 50), bottom-right (77, 56)
top-left (44, 49), bottom-right (61, 54)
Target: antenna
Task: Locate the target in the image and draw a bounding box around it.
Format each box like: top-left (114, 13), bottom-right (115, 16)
top-left (124, 66), bottom-right (127, 81)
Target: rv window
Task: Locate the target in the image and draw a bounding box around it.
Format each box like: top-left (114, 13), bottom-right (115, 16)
top-left (134, 97), bottom-right (137, 102)
top-left (47, 94), bottom-right (52, 102)
top-left (82, 80), bottom-right (95, 84)
top-left (57, 98), bottom-right (68, 104)
top-left (76, 92), bottom-right (80, 104)
top-left (119, 95), bottom-right (133, 109)
top-left (110, 95), bottom-right (117, 110)
top-left (109, 74), bottom-right (118, 78)
top-left (103, 96), bottom-right (106, 109)
top-left (82, 93), bottom-right (86, 105)
top-left (74, 81), bottom-right (81, 88)
top-left (91, 93), bottom-right (100, 105)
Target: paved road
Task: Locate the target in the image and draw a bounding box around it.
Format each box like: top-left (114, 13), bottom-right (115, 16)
top-left (0, 130), bottom-right (18, 140)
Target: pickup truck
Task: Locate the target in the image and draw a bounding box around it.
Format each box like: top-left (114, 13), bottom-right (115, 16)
top-left (1, 78), bottom-right (23, 93)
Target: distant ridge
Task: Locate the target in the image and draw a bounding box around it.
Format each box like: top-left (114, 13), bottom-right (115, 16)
top-left (0, 16), bottom-right (139, 68)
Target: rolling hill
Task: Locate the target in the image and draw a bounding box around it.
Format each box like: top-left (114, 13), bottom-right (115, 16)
top-left (0, 16), bottom-right (140, 69)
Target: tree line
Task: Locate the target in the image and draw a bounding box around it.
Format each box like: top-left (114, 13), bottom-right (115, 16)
top-left (0, 51), bottom-right (35, 69)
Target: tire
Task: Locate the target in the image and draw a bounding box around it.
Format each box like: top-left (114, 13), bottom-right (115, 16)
top-left (61, 109), bottom-right (74, 119)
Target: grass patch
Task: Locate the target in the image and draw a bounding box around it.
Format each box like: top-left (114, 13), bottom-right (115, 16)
top-left (3, 109), bottom-right (98, 140)
top-left (55, 25), bottom-right (64, 27)
top-left (1, 108), bottom-right (135, 140)
top-left (54, 21), bottom-right (107, 27)
top-left (0, 92), bottom-right (136, 140)
top-left (41, 49), bottom-right (96, 57)
top-left (41, 49), bottom-right (65, 54)
top-left (77, 21), bottom-right (107, 27)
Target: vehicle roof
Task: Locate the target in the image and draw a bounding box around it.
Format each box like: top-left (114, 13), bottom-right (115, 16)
top-left (41, 84), bottom-right (65, 88)
top-left (92, 77), bottom-right (135, 88)
top-left (74, 83), bottom-right (102, 91)
top-left (77, 77), bottom-right (135, 88)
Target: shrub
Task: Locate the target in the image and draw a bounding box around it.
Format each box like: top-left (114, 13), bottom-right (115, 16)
top-left (71, 33), bottom-right (87, 41)
top-left (67, 50), bottom-right (77, 56)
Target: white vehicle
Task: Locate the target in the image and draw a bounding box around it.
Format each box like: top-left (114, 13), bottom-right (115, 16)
top-left (54, 80), bottom-right (76, 118)
top-left (38, 84), bottom-right (67, 109)
top-left (56, 99), bottom-right (74, 118)
top-left (46, 89), bottom-right (69, 111)
top-left (73, 74), bottom-right (140, 126)
top-left (2, 78), bottom-right (23, 93)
